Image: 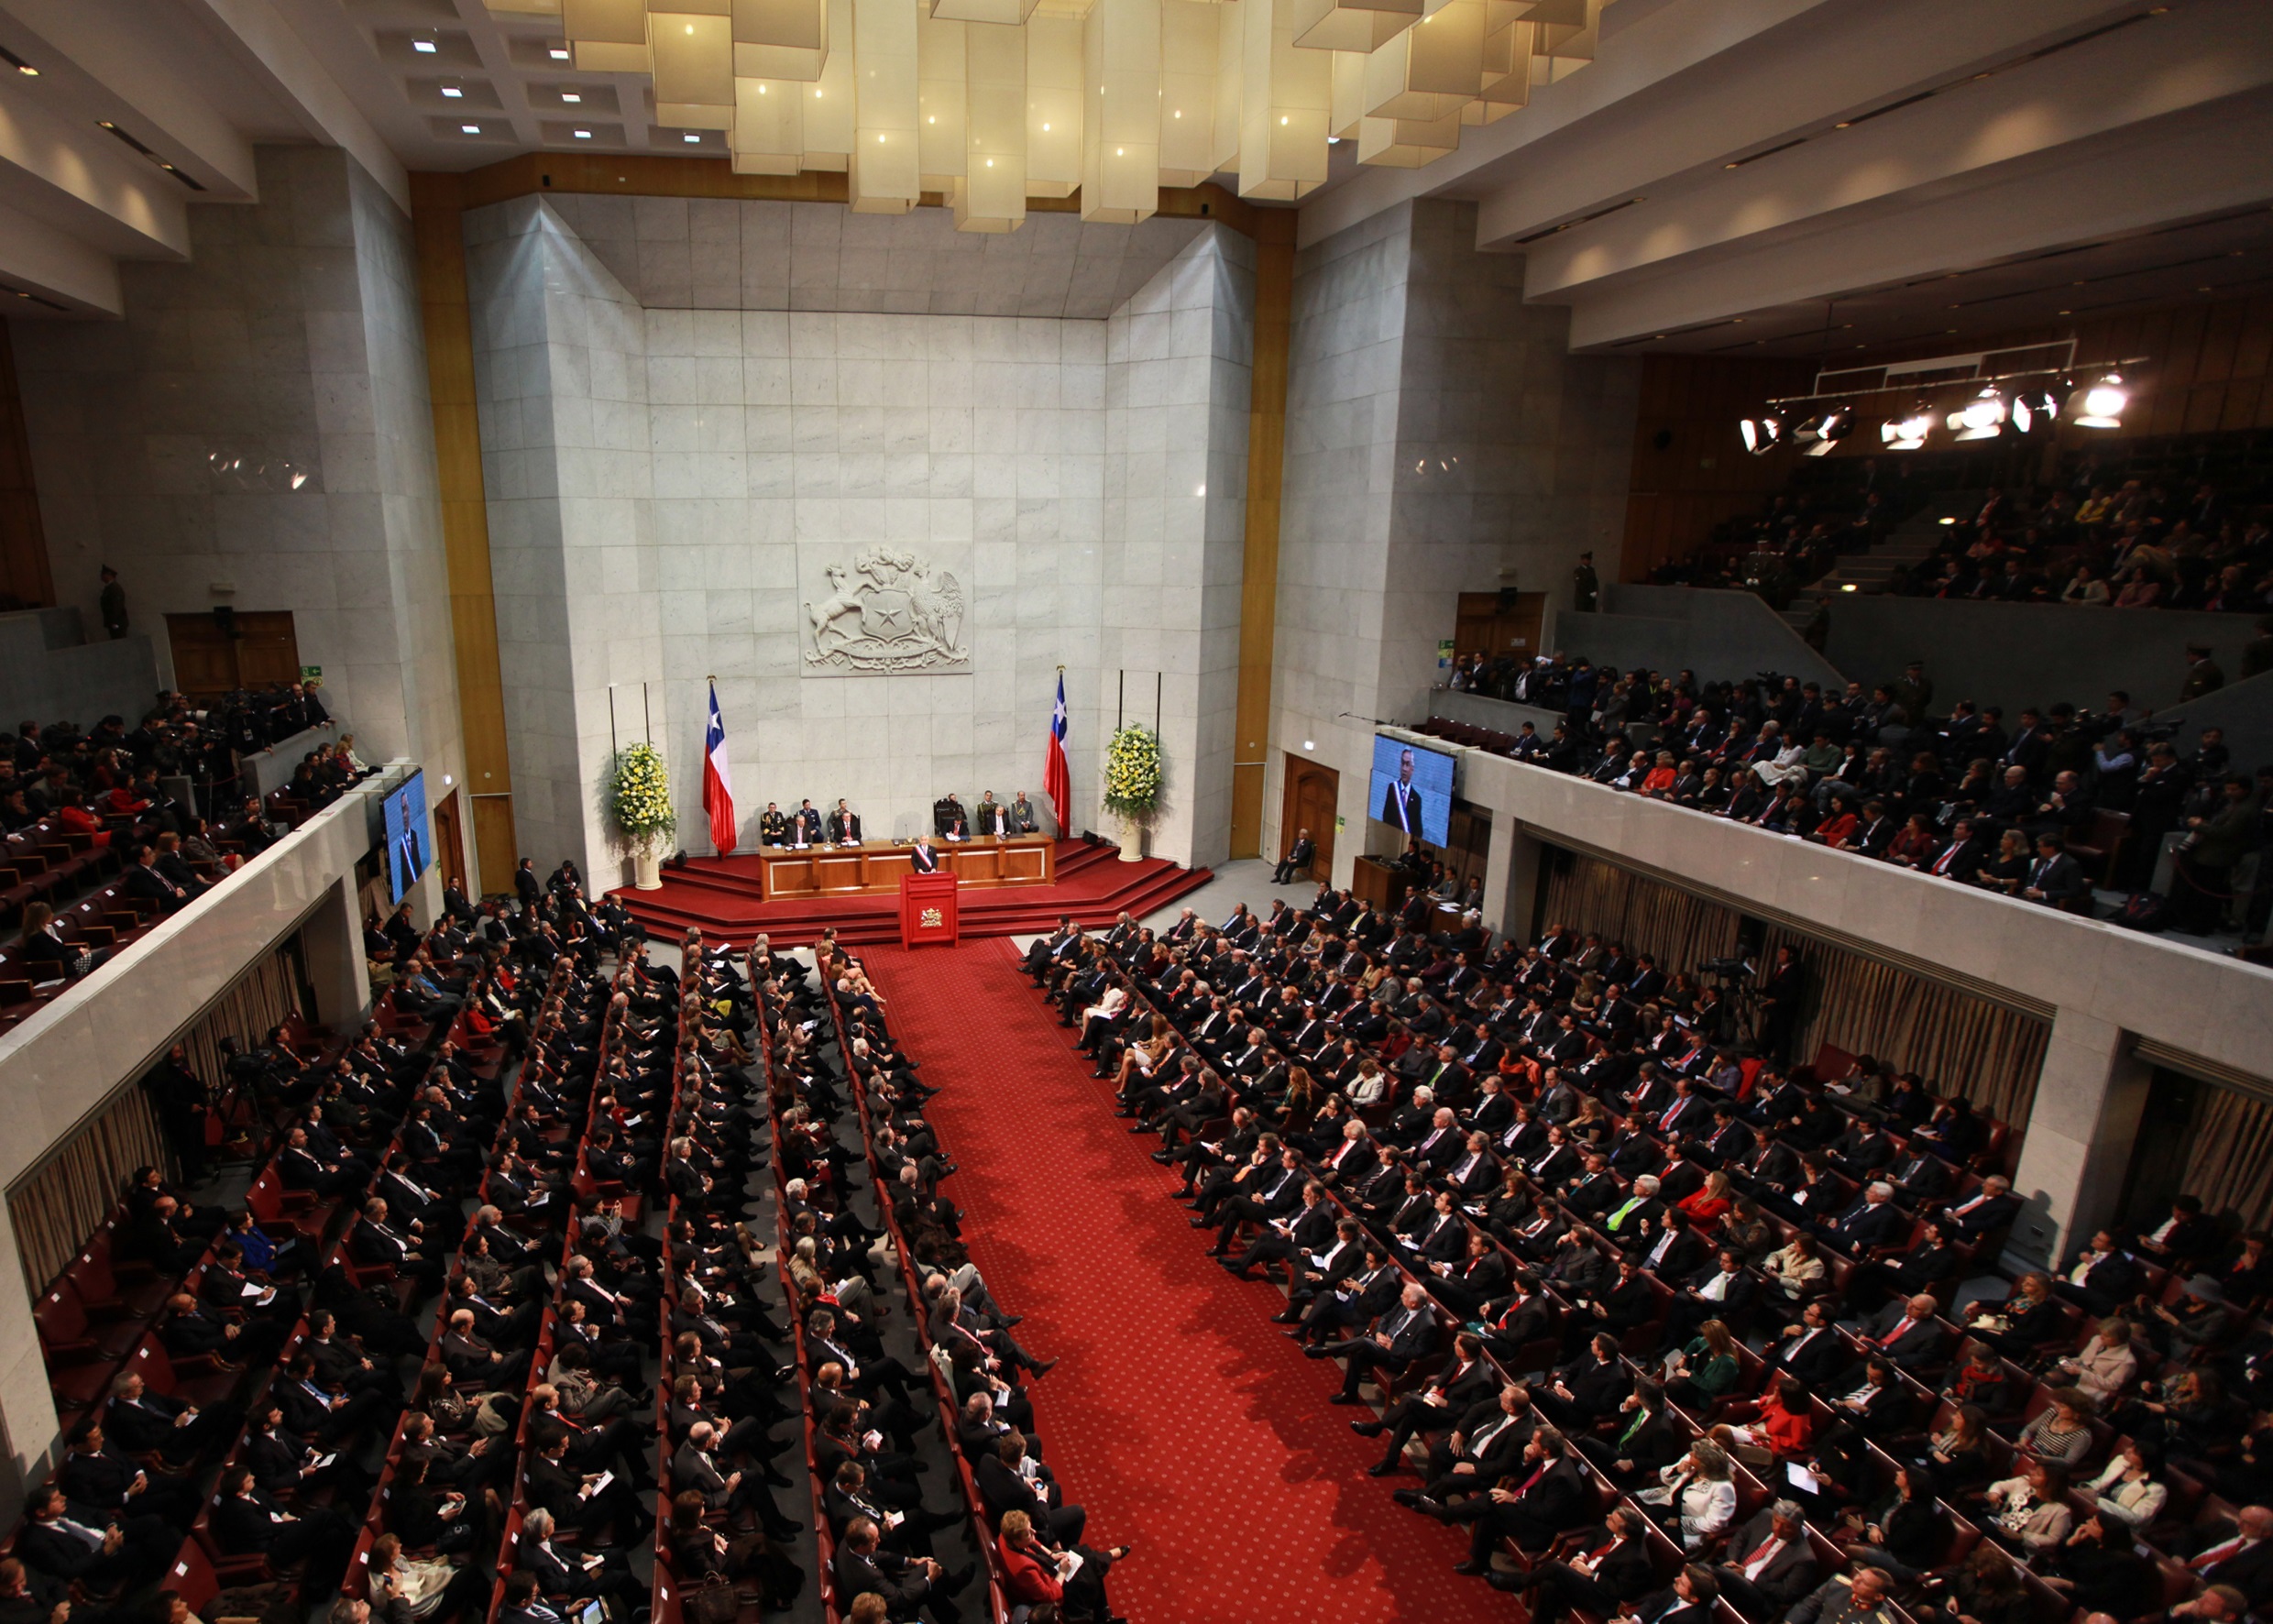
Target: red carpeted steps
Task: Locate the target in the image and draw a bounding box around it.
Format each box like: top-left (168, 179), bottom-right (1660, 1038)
top-left (609, 839), bottom-right (1213, 947)
top-left (852, 938), bottom-right (1511, 1624)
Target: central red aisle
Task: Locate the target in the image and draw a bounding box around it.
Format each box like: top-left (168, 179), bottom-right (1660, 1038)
top-left (856, 938), bottom-right (1510, 1624)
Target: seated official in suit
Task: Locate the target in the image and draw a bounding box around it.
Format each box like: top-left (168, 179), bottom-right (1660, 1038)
top-left (827, 799), bottom-right (863, 844)
top-left (1274, 828), bottom-right (1317, 884)
top-left (1508, 1504), bottom-right (1660, 1610)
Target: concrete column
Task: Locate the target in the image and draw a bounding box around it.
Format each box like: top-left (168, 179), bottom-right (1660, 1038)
top-left (301, 875), bottom-right (371, 1030)
top-left (0, 1204), bottom-right (58, 1523)
top-left (2004, 1005), bottom-right (2150, 1270)
top-left (1481, 817), bottom-right (1543, 945)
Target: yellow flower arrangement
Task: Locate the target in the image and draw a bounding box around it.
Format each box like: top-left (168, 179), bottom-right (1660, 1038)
top-left (1103, 725), bottom-right (1162, 818)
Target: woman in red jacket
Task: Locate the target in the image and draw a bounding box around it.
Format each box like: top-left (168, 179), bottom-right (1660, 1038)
top-left (996, 1509), bottom-right (1131, 1621)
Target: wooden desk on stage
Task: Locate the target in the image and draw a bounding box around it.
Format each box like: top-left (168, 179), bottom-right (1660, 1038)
top-left (754, 835), bottom-right (1056, 900)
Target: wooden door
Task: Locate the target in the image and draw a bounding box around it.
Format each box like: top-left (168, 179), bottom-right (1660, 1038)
top-left (232, 612), bottom-right (302, 687)
top-left (164, 609), bottom-right (302, 701)
top-left (1279, 753), bottom-right (1339, 882)
top-left (165, 614), bottom-right (238, 700)
top-left (432, 789), bottom-right (468, 896)
top-left (1454, 591), bottom-right (1547, 661)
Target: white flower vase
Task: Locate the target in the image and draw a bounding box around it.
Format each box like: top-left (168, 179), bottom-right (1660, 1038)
top-left (1116, 812), bottom-right (1147, 862)
top-left (633, 846), bottom-right (664, 891)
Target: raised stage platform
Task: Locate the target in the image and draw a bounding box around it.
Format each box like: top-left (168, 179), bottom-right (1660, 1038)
top-left (611, 839), bottom-right (1213, 947)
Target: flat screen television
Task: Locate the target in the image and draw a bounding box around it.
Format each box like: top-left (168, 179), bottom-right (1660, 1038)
top-left (1369, 734), bottom-right (1455, 847)
top-left (380, 771), bottom-right (432, 905)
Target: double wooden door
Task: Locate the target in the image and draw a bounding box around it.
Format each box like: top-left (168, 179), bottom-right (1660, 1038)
top-left (165, 610), bottom-right (302, 701)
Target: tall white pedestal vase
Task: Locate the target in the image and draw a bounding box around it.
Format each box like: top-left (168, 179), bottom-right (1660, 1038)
top-left (1103, 724), bottom-right (1162, 866)
top-left (607, 743), bottom-right (677, 895)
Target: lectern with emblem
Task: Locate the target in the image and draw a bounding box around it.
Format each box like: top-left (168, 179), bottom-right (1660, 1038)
top-left (899, 871), bottom-right (960, 949)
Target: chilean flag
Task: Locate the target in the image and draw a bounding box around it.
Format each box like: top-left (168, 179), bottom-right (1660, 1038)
top-left (1043, 672), bottom-right (1071, 834)
top-left (701, 681), bottom-right (736, 854)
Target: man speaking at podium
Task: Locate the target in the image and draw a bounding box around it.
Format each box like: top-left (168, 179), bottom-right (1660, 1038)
top-left (1380, 747), bottom-right (1424, 837)
top-left (909, 834), bottom-right (941, 873)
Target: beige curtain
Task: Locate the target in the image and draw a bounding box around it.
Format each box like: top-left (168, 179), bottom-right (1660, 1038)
top-left (2181, 1087), bottom-right (2273, 1229)
top-left (1759, 926), bottom-right (2050, 1127)
top-left (7, 940), bottom-right (307, 1296)
top-left (9, 1088), bottom-right (170, 1296)
top-left (1542, 854), bottom-right (1743, 972)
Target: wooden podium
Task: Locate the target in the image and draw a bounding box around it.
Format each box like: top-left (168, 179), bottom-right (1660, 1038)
top-left (899, 872), bottom-right (960, 949)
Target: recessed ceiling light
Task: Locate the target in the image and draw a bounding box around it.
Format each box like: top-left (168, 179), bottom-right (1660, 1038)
top-left (549, 46), bottom-right (571, 60)
top-left (562, 92), bottom-right (581, 103)
top-left (412, 38), bottom-right (437, 53)
top-left (441, 85), bottom-right (463, 98)
top-left (574, 128), bottom-right (592, 138)
top-left (461, 123), bottom-right (481, 134)
top-left (0, 46), bottom-right (37, 76)
top-left (683, 132), bottom-right (700, 142)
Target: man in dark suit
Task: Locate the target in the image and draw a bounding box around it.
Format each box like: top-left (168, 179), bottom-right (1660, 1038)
top-left (1353, 1332), bottom-right (1496, 1476)
top-left (2053, 1232), bottom-right (2148, 1317)
top-left (1857, 1294), bottom-right (1951, 1374)
top-left (1944, 1176), bottom-right (2022, 1242)
top-left (1713, 1501), bottom-right (1821, 1618)
top-left (1381, 748), bottom-right (1424, 834)
top-left (1765, 1300), bottom-right (1852, 1388)
top-left (833, 1516), bottom-right (964, 1624)
top-left (1814, 1182), bottom-right (1909, 1252)
top-left (1629, 1564), bottom-right (1722, 1624)
top-left (908, 835), bottom-right (941, 873)
top-left (2021, 833), bottom-right (2092, 909)
top-left (2184, 1506), bottom-right (2273, 1608)
top-left (123, 844), bottom-right (192, 913)
top-left (826, 798), bottom-right (863, 843)
top-left (1430, 1423), bottom-right (1590, 1569)
top-left (1274, 827), bottom-right (1317, 884)
top-left (1311, 1282), bottom-right (1438, 1402)
top-left (16, 1486), bottom-right (172, 1591)
top-left (1507, 1504), bottom-right (1659, 1609)
top-left (393, 818), bottom-right (423, 898)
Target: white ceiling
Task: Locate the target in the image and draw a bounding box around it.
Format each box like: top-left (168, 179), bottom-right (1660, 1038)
top-left (1, 0), bottom-right (2268, 365)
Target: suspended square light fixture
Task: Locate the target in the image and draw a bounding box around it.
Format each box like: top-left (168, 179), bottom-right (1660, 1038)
top-left (1158, 0), bottom-right (1221, 186)
top-left (1362, 0), bottom-right (1482, 124)
top-left (733, 74), bottom-right (803, 171)
top-left (1470, 14), bottom-right (1532, 122)
top-left (1084, 0), bottom-right (1162, 222)
top-left (917, 12), bottom-right (968, 186)
top-left (568, 0), bottom-right (651, 68)
top-left (1290, 0), bottom-right (1421, 53)
top-left (652, 12), bottom-right (736, 126)
top-left (799, 0), bottom-right (858, 168)
top-left (1026, 13), bottom-right (1082, 197)
top-left (1239, 0), bottom-right (1331, 200)
top-left (849, 0), bottom-right (920, 210)
top-left (956, 19), bottom-right (1027, 230)
top-left (733, 0), bottom-right (828, 80)
top-left (1740, 415), bottom-right (1782, 455)
top-left (2010, 390), bottom-right (2060, 433)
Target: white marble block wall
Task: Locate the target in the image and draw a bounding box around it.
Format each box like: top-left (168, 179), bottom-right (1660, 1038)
top-left (465, 199), bottom-right (1254, 876)
top-left (1105, 227), bottom-right (1255, 870)
top-left (12, 148), bottom-right (462, 788)
top-left (467, 197), bottom-right (664, 893)
top-left (1267, 199), bottom-right (1639, 882)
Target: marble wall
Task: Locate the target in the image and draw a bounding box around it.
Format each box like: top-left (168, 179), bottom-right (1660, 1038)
top-left (465, 198), bottom-right (1256, 880)
top-left (1264, 199), bottom-right (1639, 872)
top-left (10, 148), bottom-right (462, 789)
top-left (466, 197), bottom-right (663, 892)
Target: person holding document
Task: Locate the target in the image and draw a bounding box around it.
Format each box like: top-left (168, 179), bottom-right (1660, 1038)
top-left (995, 1508), bottom-right (1130, 1623)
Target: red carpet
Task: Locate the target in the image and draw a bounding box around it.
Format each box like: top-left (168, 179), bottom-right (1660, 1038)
top-left (614, 842), bottom-right (1213, 947)
top-left (858, 938), bottom-right (1513, 1624)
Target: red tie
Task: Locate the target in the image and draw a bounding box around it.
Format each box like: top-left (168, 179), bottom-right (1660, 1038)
top-left (1879, 1318), bottom-right (1913, 1347)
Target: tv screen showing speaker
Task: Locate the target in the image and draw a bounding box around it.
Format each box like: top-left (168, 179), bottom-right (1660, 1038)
top-left (1369, 735), bottom-right (1454, 846)
top-left (381, 771), bottom-right (432, 905)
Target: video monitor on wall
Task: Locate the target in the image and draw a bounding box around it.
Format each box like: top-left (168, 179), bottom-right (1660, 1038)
top-left (1369, 735), bottom-right (1455, 847)
top-left (381, 771), bottom-right (432, 905)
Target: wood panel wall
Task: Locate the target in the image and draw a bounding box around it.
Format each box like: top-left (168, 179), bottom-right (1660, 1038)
top-left (1619, 353), bottom-right (1815, 582)
top-left (1618, 292), bottom-right (2273, 581)
top-left (408, 172), bottom-right (520, 896)
top-left (0, 320), bottom-right (53, 611)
